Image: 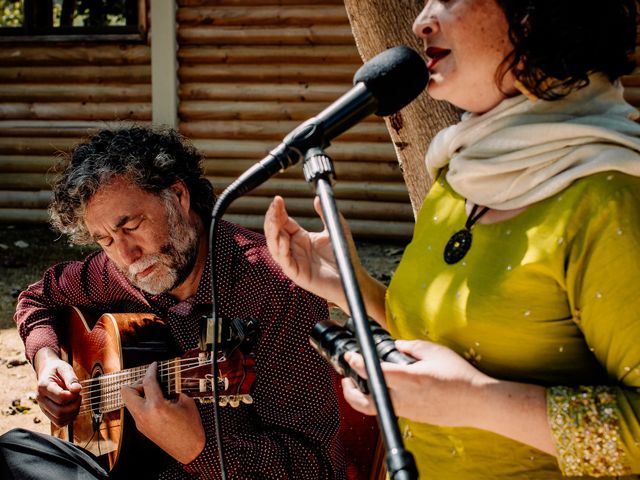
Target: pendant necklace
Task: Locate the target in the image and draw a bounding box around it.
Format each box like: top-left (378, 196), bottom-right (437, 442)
top-left (443, 203), bottom-right (490, 265)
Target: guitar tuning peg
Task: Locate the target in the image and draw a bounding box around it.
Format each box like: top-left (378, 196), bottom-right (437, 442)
top-left (198, 397), bottom-right (214, 404)
top-left (241, 394), bottom-right (253, 405)
top-left (216, 376), bottom-right (229, 390)
top-left (229, 395), bottom-right (240, 408)
top-left (218, 396), bottom-right (229, 407)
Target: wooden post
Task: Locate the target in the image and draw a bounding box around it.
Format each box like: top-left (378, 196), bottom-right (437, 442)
top-left (343, 0), bottom-right (460, 214)
top-left (151, 0), bottom-right (179, 128)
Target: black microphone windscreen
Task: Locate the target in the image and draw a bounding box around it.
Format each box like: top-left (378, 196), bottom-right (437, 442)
top-left (353, 46), bottom-right (429, 117)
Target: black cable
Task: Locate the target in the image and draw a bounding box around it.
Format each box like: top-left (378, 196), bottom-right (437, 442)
top-left (208, 215), bottom-right (227, 480)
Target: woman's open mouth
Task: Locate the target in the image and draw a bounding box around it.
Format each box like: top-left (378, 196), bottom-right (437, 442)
top-left (426, 47), bottom-right (451, 70)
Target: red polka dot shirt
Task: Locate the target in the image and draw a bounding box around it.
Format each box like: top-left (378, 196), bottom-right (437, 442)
top-left (15, 221), bottom-right (347, 479)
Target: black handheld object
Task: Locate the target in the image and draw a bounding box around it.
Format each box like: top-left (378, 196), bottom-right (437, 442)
top-left (310, 318), bottom-right (415, 394)
top-left (199, 316), bottom-right (257, 355)
top-left (213, 45), bottom-right (429, 212)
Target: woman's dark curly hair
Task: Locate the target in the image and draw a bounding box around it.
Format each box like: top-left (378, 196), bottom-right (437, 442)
top-left (496, 0), bottom-right (638, 100)
top-left (50, 126), bottom-right (215, 245)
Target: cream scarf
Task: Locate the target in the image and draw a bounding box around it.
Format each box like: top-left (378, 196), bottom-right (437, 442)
top-left (426, 74), bottom-right (640, 210)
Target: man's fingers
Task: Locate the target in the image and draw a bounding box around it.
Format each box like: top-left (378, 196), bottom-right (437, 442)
top-left (141, 362), bottom-right (164, 400)
top-left (121, 384), bottom-right (145, 412)
top-left (37, 395), bottom-right (80, 427)
top-left (40, 379), bottom-right (67, 398)
top-left (58, 364), bottom-right (82, 393)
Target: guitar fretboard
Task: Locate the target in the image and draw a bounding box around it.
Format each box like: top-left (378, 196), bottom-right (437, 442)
top-left (77, 354), bottom-right (214, 416)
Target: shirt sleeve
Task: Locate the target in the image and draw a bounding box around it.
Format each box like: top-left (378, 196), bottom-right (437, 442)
top-left (15, 252), bottom-right (137, 363)
top-left (183, 285), bottom-right (343, 479)
top-left (551, 174), bottom-right (640, 476)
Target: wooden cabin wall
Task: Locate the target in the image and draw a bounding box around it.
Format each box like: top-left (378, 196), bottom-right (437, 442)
top-left (176, 0), bottom-right (413, 239)
top-left (0, 43), bottom-right (152, 223)
top-left (2, 2), bottom-right (639, 241)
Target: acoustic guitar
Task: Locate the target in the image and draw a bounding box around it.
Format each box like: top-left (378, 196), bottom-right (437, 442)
top-left (51, 306), bottom-right (256, 477)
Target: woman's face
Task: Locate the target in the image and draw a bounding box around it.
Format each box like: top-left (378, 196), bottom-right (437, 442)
top-left (413, 0), bottom-right (518, 113)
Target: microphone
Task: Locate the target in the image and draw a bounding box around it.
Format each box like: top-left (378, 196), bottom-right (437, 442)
top-left (212, 45), bottom-right (429, 216)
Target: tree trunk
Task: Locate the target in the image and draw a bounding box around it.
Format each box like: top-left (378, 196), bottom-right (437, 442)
top-left (343, 0), bottom-right (461, 214)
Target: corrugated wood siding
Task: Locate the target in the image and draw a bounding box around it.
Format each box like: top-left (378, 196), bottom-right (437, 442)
top-left (0, 44), bottom-right (152, 222)
top-left (176, 0), bottom-right (414, 239)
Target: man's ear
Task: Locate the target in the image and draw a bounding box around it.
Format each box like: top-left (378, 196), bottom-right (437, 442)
top-left (170, 180), bottom-right (191, 213)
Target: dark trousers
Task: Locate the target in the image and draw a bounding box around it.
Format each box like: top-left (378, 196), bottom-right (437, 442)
top-left (0, 428), bottom-right (109, 480)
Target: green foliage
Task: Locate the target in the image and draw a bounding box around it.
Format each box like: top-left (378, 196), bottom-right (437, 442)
top-left (0, 0), bottom-right (134, 29)
top-left (0, 0), bottom-right (22, 27)
top-left (73, 0), bottom-right (130, 27)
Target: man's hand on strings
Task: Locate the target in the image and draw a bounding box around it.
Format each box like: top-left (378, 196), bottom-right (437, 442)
top-left (34, 347), bottom-right (82, 427)
top-left (121, 361), bottom-right (206, 464)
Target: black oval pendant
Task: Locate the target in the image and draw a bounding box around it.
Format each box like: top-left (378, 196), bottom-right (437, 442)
top-left (444, 229), bottom-right (472, 264)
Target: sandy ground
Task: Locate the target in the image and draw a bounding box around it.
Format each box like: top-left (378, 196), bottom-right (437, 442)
top-left (0, 328), bottom-right (50, 435)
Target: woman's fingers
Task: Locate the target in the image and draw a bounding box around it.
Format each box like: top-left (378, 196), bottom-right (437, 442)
top-left (341, 377), bottom-right (376, 415)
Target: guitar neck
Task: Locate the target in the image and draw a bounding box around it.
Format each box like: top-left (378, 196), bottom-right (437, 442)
top-left (80, 354), bottom-right (213, 414)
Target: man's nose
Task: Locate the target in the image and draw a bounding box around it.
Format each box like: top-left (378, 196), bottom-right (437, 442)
top-left (115, 237), bottom-right (142, 266)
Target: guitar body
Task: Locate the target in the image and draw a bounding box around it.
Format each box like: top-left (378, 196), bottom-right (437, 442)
top-left (53, 307), bottom-right (178, 478)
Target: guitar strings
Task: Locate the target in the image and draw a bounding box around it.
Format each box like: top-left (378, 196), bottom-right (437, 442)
top-left (78, 376), bottom-right (214, 415)
top-left (77, 356), bottom-right (214, 393)
top-left (77, 357), bottom-right (213, 396)
top-left (75, 357), bottom-right (219, 416)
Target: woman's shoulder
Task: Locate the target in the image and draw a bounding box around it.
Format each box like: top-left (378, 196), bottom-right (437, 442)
top-left (563, 171), bottom-right (640, 208)
top-left (555, 172), bottom-right (640, 245)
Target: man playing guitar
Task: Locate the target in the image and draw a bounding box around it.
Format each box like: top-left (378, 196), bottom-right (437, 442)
top-left (0, 126), bottom-right (347, 479)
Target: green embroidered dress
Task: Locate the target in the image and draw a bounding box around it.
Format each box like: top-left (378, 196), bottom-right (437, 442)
top-left (386, 171), bottom-right (640, 478)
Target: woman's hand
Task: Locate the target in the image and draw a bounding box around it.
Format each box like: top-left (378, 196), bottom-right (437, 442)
top-left (341, 339), bottom-right (556, 455)
top-left (264, 195), bottom-right (354, 310)
top-left (342, 339), bottom-right (490, 427)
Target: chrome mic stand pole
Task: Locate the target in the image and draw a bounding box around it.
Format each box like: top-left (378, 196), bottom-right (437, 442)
top-left (303, 147), bottom-right (418, 480)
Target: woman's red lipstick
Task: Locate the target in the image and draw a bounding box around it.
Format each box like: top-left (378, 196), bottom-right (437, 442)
top-left (426, 47), bottom-right (451, 70)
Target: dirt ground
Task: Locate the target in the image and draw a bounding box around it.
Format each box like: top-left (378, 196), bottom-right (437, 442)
top-left (0, 223), bottom-right (406, 437)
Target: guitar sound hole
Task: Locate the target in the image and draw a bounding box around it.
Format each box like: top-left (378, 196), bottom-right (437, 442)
top-left (90, 364), bottom-right (104, 431)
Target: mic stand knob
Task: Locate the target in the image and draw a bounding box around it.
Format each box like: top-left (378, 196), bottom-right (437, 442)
top-left (303, 147), bottom-right (336, 186)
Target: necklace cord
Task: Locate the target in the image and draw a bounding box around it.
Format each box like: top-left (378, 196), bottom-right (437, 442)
top-left (464, 205), bottom-right (490, 230)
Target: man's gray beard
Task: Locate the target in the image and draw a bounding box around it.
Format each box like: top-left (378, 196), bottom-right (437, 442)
top-left (124, 199), bottom-right (199, 295)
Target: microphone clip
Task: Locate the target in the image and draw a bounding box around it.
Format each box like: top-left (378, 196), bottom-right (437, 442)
top-left (199, 315), bottom-right (258, 356)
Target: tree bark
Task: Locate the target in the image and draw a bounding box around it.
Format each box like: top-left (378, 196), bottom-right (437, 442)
top-left (343, 0), bottom-right (461, 214)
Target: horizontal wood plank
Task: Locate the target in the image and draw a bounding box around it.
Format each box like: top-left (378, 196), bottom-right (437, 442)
top-left (179, 63), bottom-right (355, 82)
top-left (179, 45), bottom-right (360, 64)
top-left (178, 6), bottom-right (348, 26)
top-left (178, 25), bottom-right (355, 45)
top-left (0, 103), bottom-right (151, 121)
top-left (0, 84), bottom-right (151, 102)
top-left (0, 66), bottom-right (151, 84)
top-left (0, 45), bottom-right (151, 66)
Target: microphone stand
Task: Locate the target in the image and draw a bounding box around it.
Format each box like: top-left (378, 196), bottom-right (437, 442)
top-left (302, 147), bottom-right (418, 480)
